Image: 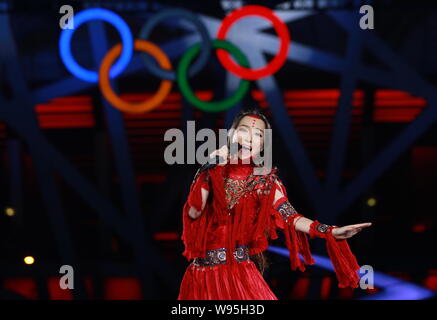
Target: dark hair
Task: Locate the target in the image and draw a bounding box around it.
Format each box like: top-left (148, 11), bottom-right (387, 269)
top-left (228, 108), bottom-right (272, 275)
top-left (228, 108), bottom-right (272, 132)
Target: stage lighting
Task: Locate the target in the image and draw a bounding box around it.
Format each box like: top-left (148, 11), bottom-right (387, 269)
top-left (5, 207), bottom-right (15, 217)
top-left (24, 256), bottom-right (35, 265)
top-left (367, 197), bottom-right (377, 207)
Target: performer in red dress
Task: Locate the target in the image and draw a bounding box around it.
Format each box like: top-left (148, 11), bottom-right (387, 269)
top-left (178, 109), bottom-right (372, 300)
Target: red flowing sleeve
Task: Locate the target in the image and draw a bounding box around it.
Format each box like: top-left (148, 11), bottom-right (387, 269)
top-left (187, 168), bottom-right (210, 211)
top-left (269, 175), bottom-right (360, 288)
top-left (181, 168), bottom-right (211, 260)
top-left (268, 175), bottom-right (315, 272)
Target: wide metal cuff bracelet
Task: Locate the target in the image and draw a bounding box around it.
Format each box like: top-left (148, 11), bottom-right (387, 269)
top-left (274, 199), bottom-right (298, 222)
top-left (309, 220), bottom-right (331, 238)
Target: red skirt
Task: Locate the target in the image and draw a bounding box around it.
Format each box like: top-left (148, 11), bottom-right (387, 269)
top-left (177, 259), bottom-right (278, 300)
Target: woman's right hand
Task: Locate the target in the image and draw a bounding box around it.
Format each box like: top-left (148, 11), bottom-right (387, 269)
top-left (208, 145), bottom-right (229, 166)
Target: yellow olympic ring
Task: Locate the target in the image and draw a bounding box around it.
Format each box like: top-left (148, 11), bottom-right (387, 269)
top-left (99, 40), bottom-right (173, 114)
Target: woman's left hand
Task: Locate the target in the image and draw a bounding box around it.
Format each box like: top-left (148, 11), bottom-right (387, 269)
top-left (331, 223), bottom-right (372, 239)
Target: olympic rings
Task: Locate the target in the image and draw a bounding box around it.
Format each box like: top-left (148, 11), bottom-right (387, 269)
top-left (177, 40), bottom-right (250, 112)
top-left (216, 5), bottom-right (290, 80)
top-left (59, 8), bottom-right (133, 83)
top-left (138, 8), bottom-right (212, 81)
top-left (59, 5), bottom-right (292, 113)
top-left (99, 40), bottom-right (173, 114)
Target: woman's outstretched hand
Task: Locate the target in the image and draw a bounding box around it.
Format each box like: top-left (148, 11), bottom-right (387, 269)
top-left (332, 223), bottom-right (372, 240)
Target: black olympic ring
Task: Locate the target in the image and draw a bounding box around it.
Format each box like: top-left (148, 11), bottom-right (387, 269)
top-left (138, 8), bottom-right (213, 81)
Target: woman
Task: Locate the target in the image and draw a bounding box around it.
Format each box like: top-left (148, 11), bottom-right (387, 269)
top-left (178, 109), bottom-right (371, 300)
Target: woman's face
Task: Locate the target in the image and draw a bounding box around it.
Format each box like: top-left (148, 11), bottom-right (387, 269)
top-left (232, 115), bottom-right (266, 161)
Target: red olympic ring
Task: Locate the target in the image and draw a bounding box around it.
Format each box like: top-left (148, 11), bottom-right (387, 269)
top-left (216, 5), bottom-right (290, 80)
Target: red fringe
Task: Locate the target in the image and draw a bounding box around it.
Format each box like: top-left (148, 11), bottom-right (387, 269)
top-left (181, 202), bottom-right (208, 260)
top-left (271, 181), bottom-right (315, 271)
top-left (181, 169), bottom-right (211, 260)
top-left (210, 166), bottom-right (228, 221)
top-left (181, 166), bottom-right (230, 261)
top-left (282, 214), bottom-right (315, 271)
top-left (325, 231), bottom-right (360, 288)
top-left (187, 170), bottom-right (209, 211)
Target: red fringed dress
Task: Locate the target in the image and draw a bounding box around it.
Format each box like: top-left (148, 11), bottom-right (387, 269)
top-left (178, 161), bottom-right (360, 300)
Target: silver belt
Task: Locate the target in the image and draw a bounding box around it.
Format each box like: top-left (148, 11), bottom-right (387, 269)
top-left (193, 245), bottom-right (250, 267)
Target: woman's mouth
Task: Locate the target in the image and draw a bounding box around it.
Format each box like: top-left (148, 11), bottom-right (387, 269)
top-left (240, 144), bottom-right (252, 151)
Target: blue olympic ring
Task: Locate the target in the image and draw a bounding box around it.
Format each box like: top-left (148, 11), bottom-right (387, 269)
top-left (137, 8), bottom-right (212, 81)
top-left (59, 8), bottom-right (133, 83)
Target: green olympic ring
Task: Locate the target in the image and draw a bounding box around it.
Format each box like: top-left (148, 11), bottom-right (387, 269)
top-left (177, 39), bottom-right (250, 113)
